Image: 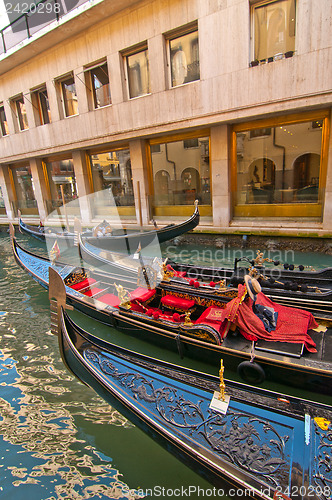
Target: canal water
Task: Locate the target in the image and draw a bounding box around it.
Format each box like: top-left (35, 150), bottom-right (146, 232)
top-left (0, 230), bottom-right (331, 500)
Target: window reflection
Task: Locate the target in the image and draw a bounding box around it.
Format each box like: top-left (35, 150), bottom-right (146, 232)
top-left (126, 49), bottom-right (150, 98)
top-left (170, 30), bottom-right (200, 87)
top-left (150, 137), bottom-right (211, 207)
top-left (90, 149), bottom-right (135, 217)
top-left (253, 0), bottom-right (296, 61)
top-left (235, 121), bottom-right (323, 207)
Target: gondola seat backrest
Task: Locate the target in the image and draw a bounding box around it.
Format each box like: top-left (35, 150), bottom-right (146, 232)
top-left (161, 294), bottom-right (195, 312)
top-left (69, 278), bottom-right (97, 291)
top-left (195, 306), bottom-right (225, 332)
top-left (130, 287), bottom-right (156, 304)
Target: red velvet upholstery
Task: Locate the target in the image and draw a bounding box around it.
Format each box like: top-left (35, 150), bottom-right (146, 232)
top-left (195, 306), bottom-right (224, 330)
top-left (70, 278), bottom-right (97, 291)
top-left (84, 287), bottom-right (104, 297)
top-left (161, 295), bottom-right (195, 311)
top-left (130, 287), bottom-right (156, 303)
top-left (98, 293), bottom-right (120, 307)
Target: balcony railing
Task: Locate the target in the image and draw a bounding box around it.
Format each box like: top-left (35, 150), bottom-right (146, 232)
top-left (0, 0), bottom-right (88, 56)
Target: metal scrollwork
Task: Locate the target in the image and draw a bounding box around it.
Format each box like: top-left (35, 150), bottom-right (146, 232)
top-left (312, 419), bottom-right (332, 499)
top-left (85, 349), bottom-right (289, 486)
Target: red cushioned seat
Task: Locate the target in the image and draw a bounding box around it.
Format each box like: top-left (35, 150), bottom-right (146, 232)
top-left (98, 293), bottom-right (120, 307)
top-left (70, 278), bottom-right (97, 291)
top-left (130, 287), bottom-right (156, 303)
top-left (161, 294), bottom-right (195, 311)
top-left (84, 287), bottom-right (104, 297)
top-left (195, 306), bottom-right (225, 330)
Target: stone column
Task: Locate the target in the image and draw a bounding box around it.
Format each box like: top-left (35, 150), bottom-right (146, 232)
top-left (72, 150), bottom-right (92, 224)
top-left (0, 165), bottom-right (16, 220)
top-left (29, 158), bottom-right (50, 221)
top-left (129, 139), bottom-right (150, 226)
top-left (210, 124), bottom-right (231, 228)
top-left (322, 121), bottom-right (332, 231)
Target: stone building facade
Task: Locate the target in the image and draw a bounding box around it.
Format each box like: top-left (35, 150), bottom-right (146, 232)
top-left (0, 0), bottom-right (331, 235)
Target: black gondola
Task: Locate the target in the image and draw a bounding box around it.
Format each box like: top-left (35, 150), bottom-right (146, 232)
top-left (78, 233), bottom-right (332, 321)
top-left (49, 267), bottom-right (332, 500)
top-left (19, 200), bottom-right (200, 252)
top-left (10, 225), bottom-right (332, 395)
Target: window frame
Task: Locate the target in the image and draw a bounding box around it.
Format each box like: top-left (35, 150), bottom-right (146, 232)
top-left (147, 129), bottom-right (212, 217)
top-left (165, 22), bottom-right (200, 88)
top-left (85, 61), bottom-right (112, 110)
top-left (32, 85), bottom-right (51, 125)
top-left (250, 0), bottom-right (296, 65)
top-left (0, 103), bottom-right (8, 136)
top-left (12, 94), bottom-right (28, 131)
top-left (123, 42), bottom-right (150, 100)
top-left (57, 73), bottom-right (78, 118)
top-left (231, 110), bottom-right (330, 219)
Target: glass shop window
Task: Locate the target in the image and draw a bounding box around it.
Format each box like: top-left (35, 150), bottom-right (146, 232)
top-left (169, 28), bottom-right (200, 87)
top-left (125, 47), bottom-right (150, 99)
top-left (88, 62), bottom-right (112, 109)
top-left (45, 159), bottom-right (78, 212)
top-left (252, 0), bottom-right (296, 62)
top-left (10, 165), bottom-right (37, 215)
top-left (90, 148), bottom-right (135, 218)
top-left (233, 115), bottom-right (327, 218)
top-left (0, 104), bottom-right (9, 136)
top-left (150, 136), bottom-right (211, 209)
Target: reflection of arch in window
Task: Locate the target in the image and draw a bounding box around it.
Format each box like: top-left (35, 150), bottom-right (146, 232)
top-left (155, 170), bottom-right (170, 195)
top-left (293, 153), bottom-right (320, 190)
top-left (181, 167), bottom-right (200, 190)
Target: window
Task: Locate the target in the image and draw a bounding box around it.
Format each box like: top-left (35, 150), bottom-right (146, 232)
top-left (125, 46), bottom-right (150, 99)
top-left (45, 159), bottom-right (78, 213)
top-left (252, 0), bottom-right (296, 62)
top-left (87, 62), bottom-right (111, 109)
top-left (13, 95), bottom-right (28, 131)
top-left (33, 86), bottom-right (51, 125)
top-left (232, 112), bottom-right (329, 218)
top-left (149, 133), bottom-right (211, 217)
top-left (10, 165), bottom-right (37, 215)
top-left (60, 74), bottom-right (78, 117)
top-left (90, 148), bottom-right (135, 218)
top-left (0, 104), bottom-right (8, 136)
top-left (168, 27), bottom-right (200, 87)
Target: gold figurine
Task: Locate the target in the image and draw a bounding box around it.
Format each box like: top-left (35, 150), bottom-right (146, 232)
top-left (218, 359), bottom-right (226, 401)
top-left (114, 283), bottom-right (131, 309)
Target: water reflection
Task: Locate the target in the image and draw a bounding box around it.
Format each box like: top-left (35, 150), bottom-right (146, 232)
top-left (0, 234), bottom-right (143, 500)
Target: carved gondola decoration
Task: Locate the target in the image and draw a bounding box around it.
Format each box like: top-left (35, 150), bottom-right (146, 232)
top-left (9, 226), bottom-right (332, 395)
top-left (49, 268), bottom-right (332, 499)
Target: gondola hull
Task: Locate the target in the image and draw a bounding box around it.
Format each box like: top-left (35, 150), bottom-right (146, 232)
top-left (54, 299), bottom-right (332, 500)
top-left (10, 231), bottom-right (332, 395)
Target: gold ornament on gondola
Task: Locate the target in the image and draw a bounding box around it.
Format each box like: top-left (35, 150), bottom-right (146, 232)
top-left (218, 359), bottom-right (226, 402)
top-left (114, 284), bottom-right (131, 309)
top-left (314, 417), bottom-right (331, 430)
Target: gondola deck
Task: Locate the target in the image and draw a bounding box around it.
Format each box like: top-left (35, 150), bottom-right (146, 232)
top-left (10, 227), bottom-right (332, 395)
top-left (51, 275), bottom-right (332, 500)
